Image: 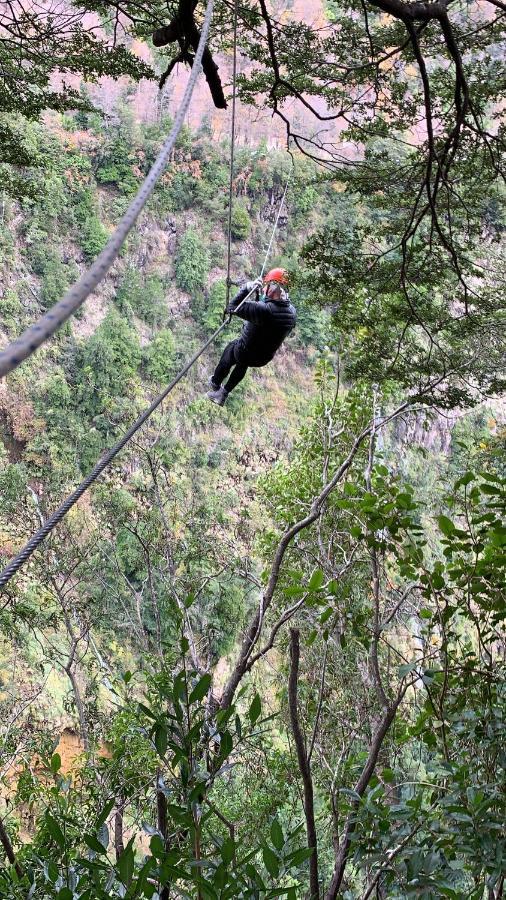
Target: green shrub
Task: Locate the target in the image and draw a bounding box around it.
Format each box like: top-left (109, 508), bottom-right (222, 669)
top-left (1, 289), bottom-right (22, 334)
top-left (80, 216), bottom-right (108, 261)
top-left (175, 227), bottom-right (210, 294)
top-left (231, 202), bottom-right (251, 240)
top-left (115, 269), bottom-right (167, 326)
top-left (143, 328), bottom-right (177, 383)
top-left (36, 371), bottom-right (72, 427)
top-left (96, 130), bottom-right (140, 195)
top-left (0, 463), bottom-right (28, 513)
top-left (192, 279), bottom-right (227, 338)
top-left (27, 244), bottom-right (77, 310)
top-left (75, 309), bottom-right (141, 416)
top-left (142, 275), bottom-right (166, 326)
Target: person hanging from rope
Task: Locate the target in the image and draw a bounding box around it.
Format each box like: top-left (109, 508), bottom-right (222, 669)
top-left (206, 268), bottom-right (296, 406)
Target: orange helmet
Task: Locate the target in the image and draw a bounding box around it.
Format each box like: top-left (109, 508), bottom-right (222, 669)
top-left (263, 267), bottom-right (289, 286)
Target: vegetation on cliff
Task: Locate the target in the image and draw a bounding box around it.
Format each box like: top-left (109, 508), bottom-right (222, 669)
top-left (0, 0), bottom-right (505, 897)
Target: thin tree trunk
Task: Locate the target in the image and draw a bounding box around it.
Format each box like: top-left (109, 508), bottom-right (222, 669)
top-left (114, 799), bottom-right (125, 860)
top-left (289, 629), bottom-right (320, 900)
top-left (325, 698), bottom-right (403, 899)
top-left (66, 662), bottom-right (90, 751)
top-left (157, 772), bottom-right (169, 900)
top-left (0, 818), bottom-right (22, 878)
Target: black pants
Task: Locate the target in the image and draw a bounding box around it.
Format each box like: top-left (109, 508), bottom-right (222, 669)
top-left (213, 339), bottom-right (249, 393)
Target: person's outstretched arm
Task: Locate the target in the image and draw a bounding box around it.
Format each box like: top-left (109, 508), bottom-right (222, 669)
top-left (228, 281), bottom-right (270, 324)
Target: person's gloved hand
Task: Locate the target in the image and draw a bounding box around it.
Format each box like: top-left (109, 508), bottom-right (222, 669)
top-left (245, 277), bottom-right (263, 294)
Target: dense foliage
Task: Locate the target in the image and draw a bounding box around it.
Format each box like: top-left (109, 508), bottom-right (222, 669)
top-left (0, 1), bottom-right (505, 898)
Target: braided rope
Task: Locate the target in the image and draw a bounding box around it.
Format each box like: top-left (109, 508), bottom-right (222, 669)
top-left (0, 0), bottom-right (215, 380)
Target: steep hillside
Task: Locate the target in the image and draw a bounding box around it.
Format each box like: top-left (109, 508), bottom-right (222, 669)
top-left (0, 105), bottom-right (330, 726)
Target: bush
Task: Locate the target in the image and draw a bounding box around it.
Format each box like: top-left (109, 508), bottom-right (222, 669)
top-left (1, 289), bottom-right (22, 334)
top-left (192, 279), bottom-right (227, 339)
top-left (27, 244), bottom-right (77, 310)
top-left (80, 216), bottom-right (108, 261)
top-left (143, 328), bottom-right (177, 383)
top-left (0, 463), bottom-right (28, 514)
top-left (231, 202), bottom-right (251, 240)
top-left (115, 269), bottom-right (167, 326)
top-left (75, 309), bottom-right (141, 416)
top-left (175, 227), bottom-right (210, 294)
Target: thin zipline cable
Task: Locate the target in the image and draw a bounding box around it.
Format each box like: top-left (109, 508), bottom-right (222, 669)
top-left (0, 165), bottom-right (293, 592)
top-left (224, 0), bottom-right (239, 312)
top-left (260, 164), bottom-right (293, 277)
top-left (0, 289), bottom-right (252, 591)
top-left (0, 0), bottom-right (215, 381)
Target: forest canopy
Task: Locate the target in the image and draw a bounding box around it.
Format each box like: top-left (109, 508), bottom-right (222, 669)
top-left (0, 1), bottom-right (504, 899)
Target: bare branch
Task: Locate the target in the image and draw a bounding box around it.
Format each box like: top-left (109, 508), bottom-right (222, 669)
top-left (289, 629), bottom-right (320, 899)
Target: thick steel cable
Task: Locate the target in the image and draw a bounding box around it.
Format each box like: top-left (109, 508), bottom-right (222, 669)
top-left (0, 167), bottom-right (293, 591)
top-left (224, 0), bottom-right (239, 312)
top-left (0, 0), bottom-right (215, 380)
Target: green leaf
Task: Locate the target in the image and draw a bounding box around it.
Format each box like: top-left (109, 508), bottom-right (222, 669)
top-left (270, 817), bottom-right (284, 851)
top-left (84, 833), bottom-right (107, 855)
top-left (218, 730), bottom-right (233, 760)
top-left (286, 846), bottom-right (315, 867)
top-left (221, 837), bottom-right (235, 864)
top-left (50, 753), bottom-right (62, 774)
top-left (138, 702), bottom-right (157, 721)
top-left (189, 673), bottom-right (212, 704)
top-left (308, 568), bottom-right (324, 591)
top-left (455, 471), bottom-right (474, 489)
top-left (262, 845), bottom-right (279, 878)
top-left (154, 723), bottom-right (168, 757)
top-left (46, 813), bottom-right (65, 849)
top-left (284, 585), bottom-right (305, 597)
top-left (96, 798), bottom-right (115, 829)
top-left (480, 484), bottom-right (501, 495)
top-left (480, 471), bottom-right (502, 483)
top-left (97, 822), bottom-right (109, 849)
top-left (117, 840), bottom-right (135, 886)
top-left (489, 527), bottom-right (506, 547)
top-left (57, 889), bottom-right (73, 900)
top-left (249, 693), bottom-right (261, 725)
top-left (381, 767), bottom-right (395, 783)
top-left (150, 834), bottom-right (166, 858)
top-left (398, 662), bottom-right (418, 677)
top-left (438, 515), bottom-right (456, 536)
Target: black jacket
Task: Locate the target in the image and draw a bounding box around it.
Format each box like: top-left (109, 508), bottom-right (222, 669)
top-left (229, 286), bottom-right (296, 366)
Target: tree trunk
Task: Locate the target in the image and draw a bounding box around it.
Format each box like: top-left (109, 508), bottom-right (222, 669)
top-left (157, 773), bottom-right (170, 900)
top-left (0, 818), bottom-right (22, 878)
top-left (289, 629), bottom-right (320, 900)
top-left (114, 800), bottom-right (125, 860)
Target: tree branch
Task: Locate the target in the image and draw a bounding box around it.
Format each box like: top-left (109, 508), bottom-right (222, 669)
top-left (289, 629), bottom-right (320, 899)
top-left (324, 690), bottom-right (407, 899)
